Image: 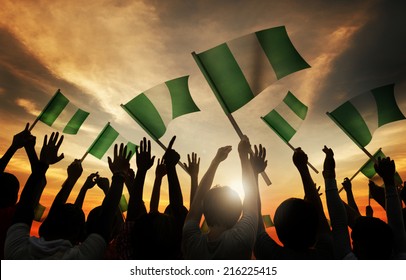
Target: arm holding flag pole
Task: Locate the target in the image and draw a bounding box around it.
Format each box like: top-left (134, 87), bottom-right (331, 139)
top-left (192, 51), bottom-right (271, 185)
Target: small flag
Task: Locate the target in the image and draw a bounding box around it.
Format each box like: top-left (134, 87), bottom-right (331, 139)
top-left (327, 84), bottom-right (405, 148)
top-left (261, 91), bottom-right (308, 143)
top-left (359, 148), bottom-right (403, 186)
top-left (200, 219), bottom-right (209, 233)
top-left (86, 123), bottom-right (137, 160)
top-left (193, 26), bottom-right (310, 114)
top-left (36, 89), bottom-right (89, 134)
top-left (118, 194), bottom-right (128, 213)
top-left (121, 76), bottom-right (200, 140)
top-left (34, 203), bottom-right (46, 222)
top-left (262, 214), bottom-right (274, 228)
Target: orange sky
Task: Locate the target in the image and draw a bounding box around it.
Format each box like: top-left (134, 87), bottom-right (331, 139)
top-left (1, 0), bottom-right (406, 238)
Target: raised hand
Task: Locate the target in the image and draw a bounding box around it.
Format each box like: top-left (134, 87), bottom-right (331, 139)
top-left (250, 144), bottom-right (267, 175)
top-left (108, 143), bottom-right (131, 177)
top-left (83, 172), bottom-right (99, 190)
top-left (342, 177), bottom-right (352, 192)
top-left (163, 136), bottom-right (180, 168)
top-left (67, 159), bottom-right (83, 180)
top-left (374, 157), bottom-right (396, 182)
top-left (237, 135), bottom-right (250, 158)
top-left (155, 158), bottom-right (167, 179)
top-left (11, 123), bottom-right (32, 149)
top-left (292, 147), bottom-right (308, 170)
top-left (40, 132), bottom-right (64, 165)
top-left (136, 137), bottom-right (155, 172)
top-left (184, 153), bottom-right (200, 178)
top-left (322, 145), bottom-right (335, 179)
top-left (96, 176), bottom-right (110, 194)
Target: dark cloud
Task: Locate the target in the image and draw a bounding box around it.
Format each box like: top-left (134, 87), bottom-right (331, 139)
top-left (0, 27), bottom-right (106, 124)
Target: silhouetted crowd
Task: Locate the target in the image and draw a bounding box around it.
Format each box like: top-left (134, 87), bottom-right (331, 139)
top-left (1, 124), bottom-right (405, 259)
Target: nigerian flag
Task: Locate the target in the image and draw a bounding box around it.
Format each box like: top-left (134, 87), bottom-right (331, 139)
top-left (121, 76), bottom-right (200, 140)
top-left (85, 123), bottom-right (137, 160)
top-left (118, 194), bottom-right (128, 213)
top-left (261, 91), bottom-right (308, 143)
top-left (327, 84), bottom-right (405, 148)
top-left (358, 148), bottom-right (403, 185)
top-left (193, 26), bottom-right (310, 114)
top-left (262, 214), bottom-right (274, 228)
top-left (35, 89), bottom-right (89, 134)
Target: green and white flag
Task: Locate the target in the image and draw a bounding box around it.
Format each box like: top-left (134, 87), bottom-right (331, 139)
top-left (33, 89), bottom-right (89, 134)
top-left (193, 26), bottom-right (310, 114)
top-left (84, 123), bottom-right (137, 161)
top-left (327, 84), bottom-right (405, 148)
top-left (121, 76), bottom-right (200, 140)
top-left (261, 91), bottom-right (308, 143)
top-left (262, 214), bottom-right (274, 228)
top-left (358, 148), bottom-right (403, 185)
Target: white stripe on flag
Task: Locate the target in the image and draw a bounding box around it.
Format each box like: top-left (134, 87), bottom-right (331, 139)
top-left (350, 91), bottom-right (378, 135)
top-left (51, 102), bottom-right (77, 131)
top-left (143, 83), bottom-right (173, 128)
top-left (228, 33), bottom-right (278, 97)
top-left (275, 101), bottom-right (303, 131)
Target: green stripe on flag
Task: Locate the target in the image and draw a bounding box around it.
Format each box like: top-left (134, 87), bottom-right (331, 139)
top-left (34, 203), bottom-right (46, 222)
top-left (262, 214), bottom-right (274, 228)
top-left (200, 219), bottom-right (209, 233)
top-left (197, 43), bottom-right (254, 113)
top-left (328, 101), bottom-right (372, 147)
top-left (39, 91), bottom-right (69, 126)
top-left (371, 84), bottom-right (405, 127)
top-left (88, 124), bottom-right (119, 159)
top-left (262, 110), bottom-right (296, 143)
top-left (119, 194), bottom-right (128, 212)
top-left (284, 91), bottom-right (308, 120)
top-left (126, 141), bottom-right (137, 160)
top-left (166, 76), bottom-right (200, 119)
top-left (63, 109), bottom-right (90, 134)
top-left (255, 26), bottom-right (310, 80)
top-left (122, 94), bottom-right (166, 140)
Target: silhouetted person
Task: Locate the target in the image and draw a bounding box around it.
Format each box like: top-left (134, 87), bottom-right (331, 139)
top-left (182, 135), bottom-right (258, 259)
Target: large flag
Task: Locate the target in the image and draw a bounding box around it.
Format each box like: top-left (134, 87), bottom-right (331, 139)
top-left (358, 148), bottom-right (403, 186)
top-left (327, 84), bottom-right (405, 148)
top-left (121, 76), bottom-right (200, 140)
top-left (34, 89), bottom-right (89, 134)
top-left (261, 91), bottom-right (308, 143)
top-left (193, 26), bottom-right (310, 114)
top-left (85, 123), bottom-right (137, 161)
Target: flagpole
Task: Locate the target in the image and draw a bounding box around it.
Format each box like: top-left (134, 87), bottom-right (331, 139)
top-left (192, 51), bottom-right (272, 186)
top-left (120, 104), bottom-right (189, 174)
top-left (29, 89), bottom-right (61, 132)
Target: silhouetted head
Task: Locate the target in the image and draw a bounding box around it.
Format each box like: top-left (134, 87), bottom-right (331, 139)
top-left (85, 205), bottom-right (123, 242)
top-left (274, 198), bottom-right (319, 251)
top-left (351, 216), bottom-right (394, 259)
top-left (0, 172), bottom-right (20, 208)
top-left (39, 203), bottom-right (85, 245)
top-left (203, 186), bottom-right (242, 229)
top-left (131, 212), bottom-right (178, 259)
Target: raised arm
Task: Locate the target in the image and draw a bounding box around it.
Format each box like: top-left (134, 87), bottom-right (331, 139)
top-left (322, 146), bottom-right (352, 259)
top-left (13, 132), bottom-right (64, 227)
top-left (149, 158), bottom-right (167, 213)
top-left (342, 177), bottom-right (361, 215)
top-left (185, 145), bottom-right (232, 223)
top-left (126, 138), bottom-right (154, 221)
top-left (74, 172), bottom-right (99, 209)
top-left (374, 157), bottom-right (406, 255)
top-left (293, 148), bottom-right (330, 234)
top-left (96, 143), bottom-right (131, 242)
top-left (184, 153), bottom-right (200, 206)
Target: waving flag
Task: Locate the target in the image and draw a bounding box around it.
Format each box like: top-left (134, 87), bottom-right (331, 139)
top-left (261, 91), bottom-right (308, 143)
top-left (327, 84), bottom-right (405, 148)
top-left (262, 214), bottom-right (274, 228)
top-left (193, 26), bottom-right (310, 114)
top-left (31, 89), bottom-right (89, 134)
top-left (121, 76), bottom-right (200, 140)
top-left (83, 123), bottom-right (137, 161)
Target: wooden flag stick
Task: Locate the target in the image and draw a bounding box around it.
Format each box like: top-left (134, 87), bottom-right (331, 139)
top-left (285, 140), bottom-right (319, 174)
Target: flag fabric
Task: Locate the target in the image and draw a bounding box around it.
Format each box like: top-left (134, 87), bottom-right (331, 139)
top-left (261, 91), bottom-right (308, 143)
top-left (262, 214), bottom-right (274, 228)
top-left (193, 26), bottom-right (310, 114)
top-left (34, 203), bottom-right (46, 222)
top-left (200, 219), bottom-right (209, 233)
top-left (86, 123), bottom-right (137, 160)
top-left (327, 84), bottom-right (405, 148)
top-left (37, 89), bottom-right (89, 134)
top-left (359, 148), bottom-right (403, 186)
top-left (121, 76), bottom-right (200, 140)
top-left (118, 194), bottom-right (128, 213)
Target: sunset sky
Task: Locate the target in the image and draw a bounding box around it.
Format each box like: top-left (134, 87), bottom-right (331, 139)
top-left (1, 0), bottom-right (406, 237)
